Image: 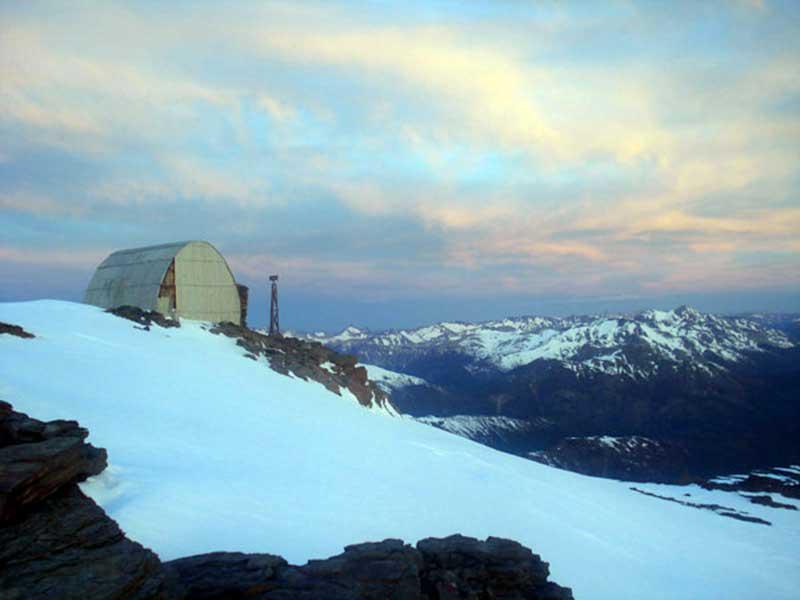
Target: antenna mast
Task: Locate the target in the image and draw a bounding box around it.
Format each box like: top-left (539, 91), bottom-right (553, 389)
top-left (269, 275), bottom-right (280, 336)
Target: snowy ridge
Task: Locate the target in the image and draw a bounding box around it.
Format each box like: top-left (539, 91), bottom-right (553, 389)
top-left (305, 306), bottom-right (794, 379)
top-left (709, 466), bottom-right (800, 487)
top-left (362, 364), bottom-right (429, 391)
top-left (415, 415), bottom-right (533, 439)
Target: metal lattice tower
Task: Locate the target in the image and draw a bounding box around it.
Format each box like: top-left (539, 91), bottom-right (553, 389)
top-left (269, 275), bottom-right (280, 336)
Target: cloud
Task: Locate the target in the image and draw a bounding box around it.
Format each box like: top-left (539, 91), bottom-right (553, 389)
top-left (0, 245), bottom-right (106, 269)
top-left (0, 1), bottom-right (798, 316)
top-left (0, 191), bottom-right (84, 217)
top-left (252, 26), bottom-right (562, 154)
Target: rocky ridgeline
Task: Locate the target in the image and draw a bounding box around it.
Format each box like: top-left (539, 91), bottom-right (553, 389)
top-left (304, 306), bottom-right (795, 379)
top-left (700, 467), bottom-right (800, 503)
top-left (106, 306), bottom-right (393, 412)
top-left (0, 403), bottom-right (573, 599)
top-left (529, 436), bottom-right (691, 484)
top-left (209, 322), bottom-right (394, 412)
top-left (169, 535), bottom-right (573, 600)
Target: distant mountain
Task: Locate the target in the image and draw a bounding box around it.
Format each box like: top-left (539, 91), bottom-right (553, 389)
top-left (304, 306), bottom-right (793, 379)
top-left (736, 312), bottom-right (800, 342)
top-left (301, 307), bottom-right (800, 482)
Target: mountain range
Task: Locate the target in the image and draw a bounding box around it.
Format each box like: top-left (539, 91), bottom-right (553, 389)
top-left (302, 306), bottom-right (800, 482)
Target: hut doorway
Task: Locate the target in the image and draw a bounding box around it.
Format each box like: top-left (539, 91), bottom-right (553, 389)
top-left (157, 259), bottom-right (177, 314)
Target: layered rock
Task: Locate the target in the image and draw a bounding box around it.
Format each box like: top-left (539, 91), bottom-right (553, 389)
top-left (0, 400), bottom-right (107, 522)
top-left (417, 535), bottom-right (571, 600)
top-left (166, 535), bottom-right (573, 600)
top-left (0, 486), bottom-right (176, 600)
top-left (0, 402), bottom-right (175, 599)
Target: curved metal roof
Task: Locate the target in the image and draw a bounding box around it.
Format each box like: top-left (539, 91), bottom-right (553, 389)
top-left (84, 240), bottom-right (220, 312)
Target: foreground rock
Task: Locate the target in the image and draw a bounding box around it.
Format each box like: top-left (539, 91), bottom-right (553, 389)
top-left (166, 535), bottom-right (573, 600)
top-left (0, 400), bottom-right (107, 522)
top-left (0, 486), bottom-right (176, 600)
top-left (1, 403), bottom-right (573, 599)
top-left (0, 402), bottom-right (175, 599)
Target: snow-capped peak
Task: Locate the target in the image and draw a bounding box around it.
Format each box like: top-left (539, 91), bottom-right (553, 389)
top-left (303, 307), bottom-right (794, 380)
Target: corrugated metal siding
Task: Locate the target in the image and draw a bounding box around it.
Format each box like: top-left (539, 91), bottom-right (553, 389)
top-left (84, 240), bottom-right (241, 324)
top-left (84, 243), bottom-right (185, 311)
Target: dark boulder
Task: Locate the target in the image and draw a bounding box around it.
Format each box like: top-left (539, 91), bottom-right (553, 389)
top-left (165, 539), bottom-right (423, 600)
top-left (165, 536), bottom-right (573, 600)
top-left (0, 321), bottom-right (35, 338)
top-left (0, 486), bottom-right (177, 600)
top-left (107, 306), bottom-right (180, 330)
top-left (417, 535), bottom-right (572, 600)
top-left (166, 552), bottom-right (288, 599)
top-left (287, 539), bottom-right (423, 600)
top-left (0, 400), bottom-right (107, 523)
top-left (0, 402), bottom-right (176, 599)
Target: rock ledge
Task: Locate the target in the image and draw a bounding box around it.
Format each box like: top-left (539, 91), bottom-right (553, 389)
top-left (0, 403), bottom-right (573, 599)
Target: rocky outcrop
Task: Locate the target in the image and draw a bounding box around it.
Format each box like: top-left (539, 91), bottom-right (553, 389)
top-left (629, 487), bottom-right (771, 526)
top-left (0, 486), bottom-right (176, 600)
top-left (0, 400), bottom-right (107, 522)
top-left (529, 436), bottom-right (690, 484)
top-left (103, 307), bottom-right (392, 412)
top-left (0, 321), bottom-right (35, 338)
top-left (0, 402), bottom-right (175, 599)
top-left (700, 466), bottom-right (800, 500)
top-left (165, 552), bottom-right (289, 600)
top-left (166, 535), bottom-right (573, 600)
top-left (1, 403), bottom-right (573, 599)
top-left (209, 322), bottom-right (393, 411)
top-left (107, 306), bottom-right (181, 330)
top-left (417, 535), bottom-right (572, 600)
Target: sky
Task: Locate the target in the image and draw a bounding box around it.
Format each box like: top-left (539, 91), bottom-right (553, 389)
top-left (1, 1), bottom-right (799, 331)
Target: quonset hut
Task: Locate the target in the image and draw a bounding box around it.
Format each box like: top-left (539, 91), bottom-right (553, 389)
top-left (84, 240), bottom-right (247, 325)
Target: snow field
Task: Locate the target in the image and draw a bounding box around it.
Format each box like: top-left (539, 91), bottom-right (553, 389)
top-left (1, 301), bottom-right (799, 600)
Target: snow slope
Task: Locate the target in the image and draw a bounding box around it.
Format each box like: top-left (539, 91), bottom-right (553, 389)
top-left (362, 363), bottom-right (429, 391)
top-left (415, 415), bottom-right (532, 438)
top-left (1, 301), bottom-right (799, 600)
